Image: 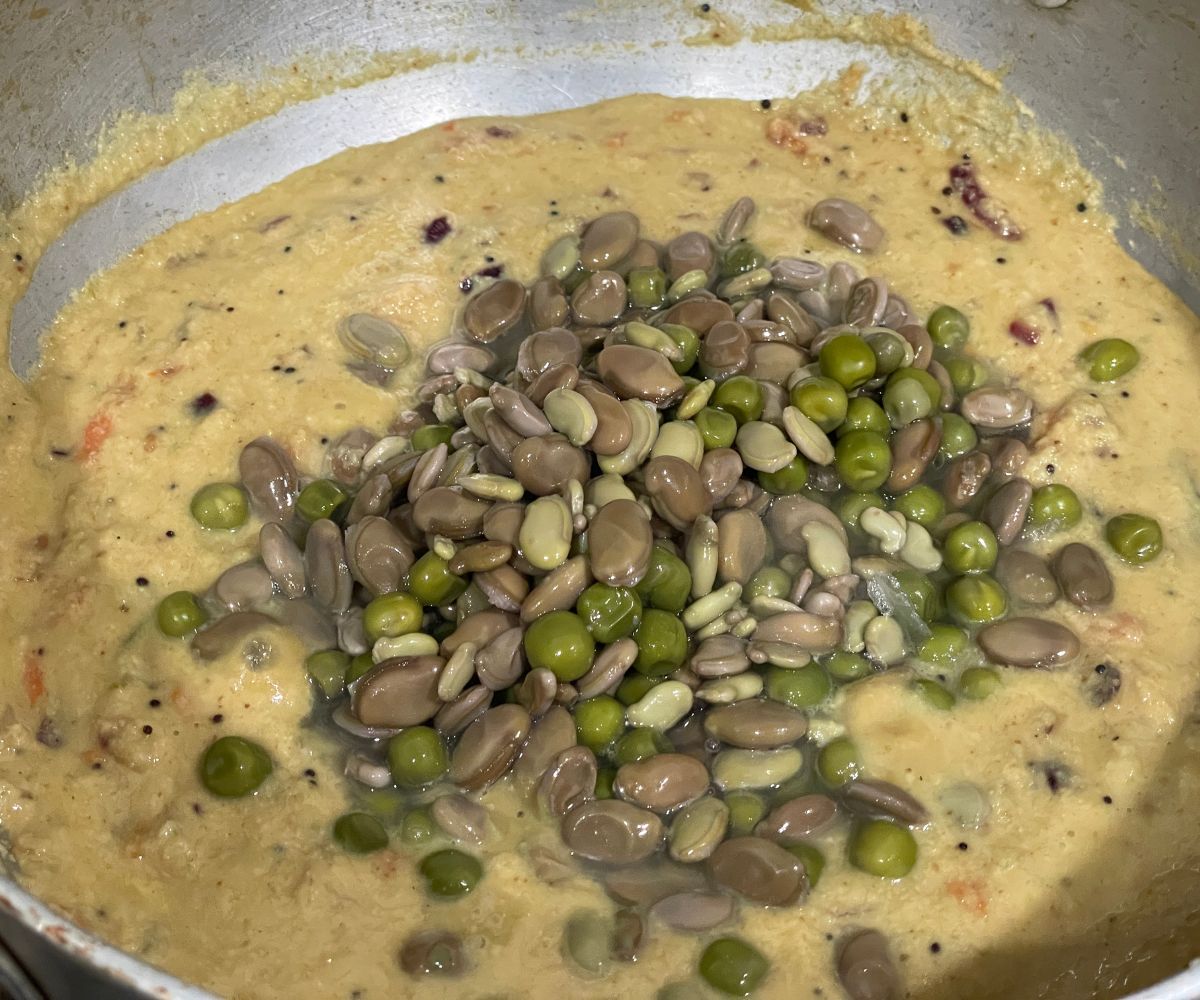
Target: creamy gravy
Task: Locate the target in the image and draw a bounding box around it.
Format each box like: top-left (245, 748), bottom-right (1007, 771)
top-left (0, 94), bottom-right (1199, 1000)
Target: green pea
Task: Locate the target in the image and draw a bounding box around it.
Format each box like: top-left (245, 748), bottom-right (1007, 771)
top-left (836, 491), bottom-right (884, 531)
top-left (359, 787), bottom-right (405, 822)
top-left (524, 611), bottom-right (596, 682)
top-left (937, 413), bottom-right (978, 462)
top-left (712, 376), bottom-right (765, 425)
top-left (758, 455), bottom-right (809, 495)
top-left (865, 331), bottom-right (908, 376)
top-left (419, 848), bottom-right (483, 898)
top-left (363, 591), bottom-right (423, 641)
top-left (945, 356), bottom-right (988, 396)
top-left (959, 666), bottom-right (1002, 701)
top-left (594, 767), bottom-right (616, 800)
top-left (345, 651), bottom-right (376, 684)
top-left (789, 376), bottom-right (848, 433)
top-left (190, 482), bottom-right (249, 531)
top-left (564, 909), bottom-right (613, 975)
top-left (720, 242), bottom-right (767, 279)
top-left (819, 334), bottom-right (877, 390)
top-left (616, 673), bottom-right (661, 706)
top-left (724, 792), bottom-right (767, 836)
top-left (1079, 338), bottom-right (1139, 382)
top-left (200, 735), bottom-right (272, 797)
top-left (1026, 484), bottom-right (1082, 534)
top-left (695, 406), bottom-right (739, 450)
top-left (635, 547), bottom-right (692, 613)
top-left (658, 984), bottom-right (699, 1000)
top-left (786, 843), bottom-right (825, 888)
top-left (882, 370), bottom-right (933, 427)
top-left (401, 807), bottom-right (436, 845)
top-left (744, 567), bottom-right (791, 603)
top-left (574, 695), bottom-right (626, 751)
top-left (817, 737), bottom-right (861, 786)
top-left (835, 430), bottom-right (892, 492)
top-left (156, 591), bottom-right (208, 637)
top-left (411, 424), bottom-right (454, 451)
top-left (297, 479), bottom-right (349, 523)
top-left (849, 818), bottom-right (918, 878)
top-left (887, 367), bottom-right (942, 414)
top-left (946, 574), bottom-right (1008, 625)
top-left (926, 304), bottom-right (970, 351)
top-left (661, 323), bottom-right (701, 375)
top-left (918, 623), bottom-right (969, 665)
top-left (407, 551), bottom-right (468, 607)
top-left (838, 396), bottom-right (890, 437)
top-left (943, 520), bottom-right (999, 574)
top-left (892, 569), bottom-right (941, 623)
top-left (633, 609), bottom-right (688, 677)
top-left (576, 583), bottom-right (643, 643)
top-left (305, 649), bottom-right (350, 698)
top-left (824, 650), bottom-right (872, 682)
top-left (765, 664), bottom-right (831, 709)
top-left (628, 266), bottom-right (668, 309)
top-left (699, 937), bottom-right (769, 997)
top-left (614, 728), bottom-right (672, 766)
top-left (332, 812), bottom-right (389, 854)
top-left (912, 678), bottom-right (956, 710)
top-left (1105, 513), bottom-right (1163, 564)
top-left (388, 726), bottom-right (449, 788)
top-left (945, 356), bottom-right (988, 395)
top-left (892, 484), bottom-right (945, 529)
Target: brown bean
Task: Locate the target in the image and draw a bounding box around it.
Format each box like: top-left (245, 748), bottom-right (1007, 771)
top-left (516, 327), bottom-right (583, 380)
top-left (765, 495), bottom-right (847, 555)
top-left (887, 419), bottom-right (941, 493)
top-left (765, 290), bottom-right (820, 345)
top-left (700, 448), bottom-right (744, 504)
top-left (691, 635), bottom-right (752, 679)
top-left (716, 508), bottom-right (769, 585)
top-left (304, 518), bottom-right (352, 613)
top-left (345, 516), bottom-right (415, 596)
top-left (449, 703), bottom-right (532, 791)
top-left (746, 342), bottom-right (807, 384)
top-left (328, 427), bottom-right (377, 484)
top-left (960, 386), bottom-right (1034, 430)
top-left (699, 320), bottom-right (751, 378)
top-left (431, 794), bottom-right (489, 845)
top-left (707, 836), bottom-right (808, 906)
top-left (979, 435), bottom-right (1029, 481)
top-left (560, 800), bottom-right (666, 865)
top-left (448, 540), bottom-right (513, 575)
top-left (842, 779), bottom-right (929, 825)
top-left (843, 277), bottom-right (888, 327)
top-left (434, 684), bottom-right (492, 735)
top-left (521, 555), bottom-right (593, 623)
top-left (239, 437), bottom-right (300, 521)
top-left (704, 700), bottom-right (809, 749)
top-left (983, 477), bottom-right (1032, 545)
top-left (463, 279), bottom-right (526, 343)
top-left (528, 276), bottom-right (570, 332)
top-left (525, 362), bottom-right (580, 407)
top-left (513, 705), bottom-right (577, 786)
top-left (489, 383), bottom-right (552, 437)
top-left (440, 609), bottom-right (519, 657)
top-left (587, 499), bottom-right (654, 588)
top-left (650, 891), bottom-right (735, 932)
top-left (995, 548), bottom-right (1060, 607)
top-left (346, 472), bottom-right (395, 525)
top-left (482, 502), bottom-right (525, 547)
top-left (1052, 542), bottom-right (1113, 611)
top-left (475, 626), bottom-right (526, 689)
top-left (510, 434), bottom-right (591, 496)
top-left (597, 344), bottom-right (685, 406)
top-left (808, 198), bottom-right (884, 253)
top-left (614, 754), bottom-right (711, 814)
top-left (644, 456), bottom-right (713, 531)
top-left (753, 611), bottom-right (842, 653)
top-left (426, 341), bottom-right (496, 377)
top-left (580, 212), bottom-right (640, 270)
top-left (664, 231), bottom-right (716, 282)
top-left (616, 239), bottom-right (661, 276)
top-left (399, 930), bottom-right (465, 978)
top-left (212, 562), bottom-right (274, 612)
top-left (756, 794), bottom-right (839, 843)
top-left (353, 656), bottom-right (444, 728)
top-left (976, 617), bottom-right (1080, 668)
top-left (191, 611), bottom-right (277, 661)
top-left (475, 566), bottom-right (530, 615)
top-left (516, 667), bottom-right (559, 719)
top-left (571, 271), bottom-right (627, 326)
top-left (576, 381), bottom-right (634, 455)
top-left (837, 929), bottom-right (901, 1000)
top-left (539, 746), bottom-right (599, 817)
top-left (604, 861), bottom-right (707, 907)
top-left (412, 487), bottom-right (491, 539)
top-left (942, 452), bottom-right (992, 509)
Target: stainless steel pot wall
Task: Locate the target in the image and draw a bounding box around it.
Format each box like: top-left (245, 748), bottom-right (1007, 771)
top-left (0, 1), bottom-right (1197, 997)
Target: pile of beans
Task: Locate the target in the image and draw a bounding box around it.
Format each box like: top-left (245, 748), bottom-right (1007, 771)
top-left (162, 196), bottom-right (1161, 997)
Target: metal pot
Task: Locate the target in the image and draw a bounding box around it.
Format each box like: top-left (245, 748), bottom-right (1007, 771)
top-left (0, 0), bottom-right (1196, 996)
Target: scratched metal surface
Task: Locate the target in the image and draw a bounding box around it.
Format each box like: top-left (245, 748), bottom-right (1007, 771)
top-left (0, 1), bottom-right (1197, 997)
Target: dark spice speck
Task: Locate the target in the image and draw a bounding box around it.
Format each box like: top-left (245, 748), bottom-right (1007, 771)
top-left (760, 99), bottom-right (772, 109)
top-left (476, 264), bottom-right (504, 279)
top-left (424, 216), bottom-right (452, 244)
top-left (1077, 202), bottom-right (1088, 213)
top-left (136, 576), bottom-right (149, 587)
top-left (900, 111), bottom-right (909, 123)
top-left (930, 943), bottom-right (942, 954)
top-left (211, 713), bottom-right (224, 724)
top-left (190, 392), bottom-right (218, 416)
top-left (943, 215), bottom-right (968, 235)
top-left (142, 725), bottom-right (153, 735)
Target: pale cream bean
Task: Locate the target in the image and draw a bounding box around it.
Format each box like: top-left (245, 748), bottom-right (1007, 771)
top-left (730, 615), bottom-right (758, 639)
top-left (519, 495), bottom-right (573, 571)
top-left (462, 397), bottom-right (493, 440)
top-left (682, 582), bottom-right (743, 631)
top-left (690, 634), bottom-right (751, 678)
top-left (453, 366), bottom-right (494, 390)
top-left (408, 443), bottom-right (449, 503)
top-left (898, 521), bottom-right (943, 572)
top-left (860, 506), bottom-right (907, 555)
top-left (626, 681), bottom-right (694, 730)
top-left (431, 393), bottom-right (459, 425)
top-left (597, 400), bottom-right (659, 475)
top-left (696, 673), bottom-right (764, 704)
top-left (695, 617), bottom-right (730, 640)
top-left (801, 521), bottom-right (851, 578)
top-left (863, 615), bottom-right (906, 665)
top-left (459, 473), bottom-right (525, 502)
top-left (432, 535), bottom-right (456, 561)
top-left (735, 421), bottom-right (797, 473)
top-left (624, 320), bottom-right (685, 362)
top-left (719, 267), bottom-right (773, 298)
top-left (676, 379), bottom-right (716, 419)
top-left (372, 633), bottom-right (440, 662)
top-left (781, 405), bottom-right (835, 465)
top-left (842, 600), bottom-right (877, 653)
top-left (750, 596), bottom-right (802, 617)
top-left (564, 479), bottom-right (585, 518)
top-left (361, 435), bottom-right (411, 474)
top-left (651, 420), bottom-right (705, 469)
top-left (747, 641), bottom-right (812, 669)
top-left (437, 641), bottom-right (478, 701)
top-left (585, 473), bottom-right (636, 509)
top-left (712, 748), bottom-right (804, 791)
top-left (667, 268), bottom-right (708, 302)
top-left (543, 388), bottom-right (599, 447)
top-left (669, 797), bottom-right (731, 863)
top-left (687, 515), bottom-right (720, 599)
